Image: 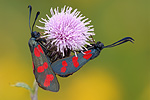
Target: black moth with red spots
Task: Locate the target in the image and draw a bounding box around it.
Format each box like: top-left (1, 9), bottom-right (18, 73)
top-left (28, 5), bottom-right (134, 92)
top-left (28, 5), bottom-right (59, 92)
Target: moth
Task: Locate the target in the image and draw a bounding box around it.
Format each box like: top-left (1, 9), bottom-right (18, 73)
top-left (28, 5), bottom-right (134, 92)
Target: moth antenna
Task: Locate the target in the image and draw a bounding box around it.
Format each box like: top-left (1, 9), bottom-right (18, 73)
top-left (32, 11), bottom-right (40, 32)
top-left (28, 5), bottom-right (40, 33)
top-left (28, 5), bottom-right (32, 33)
top-left (103, 37), bottom-right (134, 48)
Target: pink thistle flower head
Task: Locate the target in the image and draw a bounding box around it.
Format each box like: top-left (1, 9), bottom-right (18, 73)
top-left (36, 5), bottom-right (95, 56)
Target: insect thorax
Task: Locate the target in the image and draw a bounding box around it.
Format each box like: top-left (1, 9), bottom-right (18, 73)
top-left (28, 37), bottom-right (38, 53)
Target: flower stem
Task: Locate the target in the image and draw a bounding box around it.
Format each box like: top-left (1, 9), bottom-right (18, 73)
top-left (30, 80), bottom-right (38, 100)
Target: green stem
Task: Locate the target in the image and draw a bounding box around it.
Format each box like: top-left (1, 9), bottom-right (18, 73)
top-left (30, 80), bottom-right (38, 100)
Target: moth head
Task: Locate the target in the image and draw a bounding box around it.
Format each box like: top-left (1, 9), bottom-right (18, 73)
top-left (95, 41), bottom-right (104, 50)
top-left (31, 31), bottom-right (40, 38)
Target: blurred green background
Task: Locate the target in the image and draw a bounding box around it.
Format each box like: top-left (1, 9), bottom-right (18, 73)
top-left (0, 0), bottom-right (149, 100)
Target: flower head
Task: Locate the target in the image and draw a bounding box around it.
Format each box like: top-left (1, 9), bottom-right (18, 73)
top-left (36, 5), bottom-right (95, 56)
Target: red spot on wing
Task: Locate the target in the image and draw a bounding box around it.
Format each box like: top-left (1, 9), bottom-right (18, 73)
top-left (38, 45), bottom-right (44, 54)
top-left (83, 54), bottom-right (92, 60)
top-left (62, 61), bottom-right (68, 67)
top-left (61, 66), bottom-right (67, 73)
top-left (72, 56), bottom-right (79, 68)
top-left (37, 66), bottom-right (44, 73)
top-left (46, 74), bottom-right (54, 81)
top-left (34, 47), bottom-right (40, 57)
top-left (44, 74), bottom-right (54, 87)
top-left (73, 62), bottom-right (79, 68)
top-left (84, 50), bottom-right (91, 54)
top-left (72, 56), bottom-right (78, 62)
top-left (83, 50), bottom-right (92, 60)
top-left (43, 62), bottom-right (48, 69)
top-left (61, 61), bottom-right (68, 73)
top-left (34, 45), bottom-right (44, 57)
top-left (37, 62), bottom-right (49, 73)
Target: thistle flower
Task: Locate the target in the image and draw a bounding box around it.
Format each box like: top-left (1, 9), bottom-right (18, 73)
top-left (36, 5), bottom-right (95, 56)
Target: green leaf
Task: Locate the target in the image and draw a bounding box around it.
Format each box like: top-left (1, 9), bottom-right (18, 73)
top-left (12, 82), bottom-right (33, 93)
